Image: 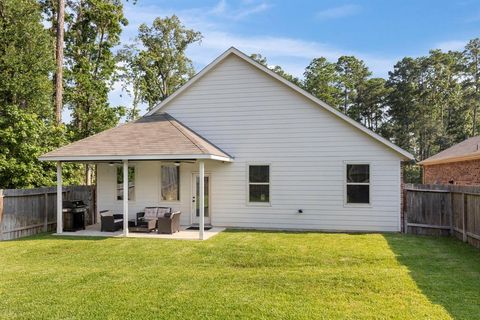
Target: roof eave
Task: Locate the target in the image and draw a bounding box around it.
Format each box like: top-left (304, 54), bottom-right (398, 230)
top-left (419, 153), bottom-right (480, 166)
top-left (39, 154), bottom-right (234, 162)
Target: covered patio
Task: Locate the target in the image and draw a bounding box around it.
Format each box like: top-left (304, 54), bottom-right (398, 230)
top-left (39, 113), bottom-right (233, 240)
top-left (55, 223), bottom-right (225, 240)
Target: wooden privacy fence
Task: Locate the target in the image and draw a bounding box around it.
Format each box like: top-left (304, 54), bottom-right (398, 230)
top-left (0, 185), bottom-right (96, 241)
top-left (404, 184), bottom-right (480, 248)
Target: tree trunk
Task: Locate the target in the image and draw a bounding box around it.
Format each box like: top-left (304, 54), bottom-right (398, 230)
top-left (85, 164), bottom-right (93, 185)
top-left (54, 0), bottom-right (65, 125)
top-left (474, 105), bottom-right (477, 137)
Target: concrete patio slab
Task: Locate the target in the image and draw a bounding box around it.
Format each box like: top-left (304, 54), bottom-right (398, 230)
top-left (54, 224), bottom-right (225, 240)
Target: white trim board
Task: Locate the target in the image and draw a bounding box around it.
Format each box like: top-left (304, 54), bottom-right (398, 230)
top-left (146, 47), bottom-right (415, 161)
top-left (39, 154), bottom-right (233, 162)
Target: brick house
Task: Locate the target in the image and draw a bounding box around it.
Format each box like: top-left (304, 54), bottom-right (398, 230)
top-left (420, 136), bottom-right (480, 185)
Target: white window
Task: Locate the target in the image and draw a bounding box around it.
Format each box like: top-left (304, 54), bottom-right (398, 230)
top-left (345, 163), bottom-right (370, 204)
top-left (116, 166), bottom-right (135, 201)
top-left (248, 165), bottom-right (270, 203)
top-left (161, 165), bottom-right (180, 201)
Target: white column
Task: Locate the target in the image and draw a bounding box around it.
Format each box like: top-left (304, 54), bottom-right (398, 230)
top-left (123, 160), bottom-right (129, 237)
top-left (56, 162), bottom-right (63, 234)
top-left (199, 160), bottom-right (205, 240)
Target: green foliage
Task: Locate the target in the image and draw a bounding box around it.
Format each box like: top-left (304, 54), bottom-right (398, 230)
top-left (403, 164), bottom-right (422, 184)
top-left (64, 0), bottom-right (127, 140)
top-left (0, 0), bottom-right (54, 118)
top-left (335, 56), bottom-right (372, 116)
top-left (0, 106), bottom-right (82, 188)
top-left (250, 53), bottom-right (302, 86)
top-left (303, 57), bottom-right (342, 106)
top-left (463, 38), bottom-right (480, 136)
top-left (120, 15), bottom-right (202, 111)
top-left (387, 50), bottom-right (468, 160)
top-left (356, 77), bottom-right (391, 132)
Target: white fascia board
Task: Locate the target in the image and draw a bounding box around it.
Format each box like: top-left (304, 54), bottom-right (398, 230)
top-left (39, 154), bottom-right (234, 162)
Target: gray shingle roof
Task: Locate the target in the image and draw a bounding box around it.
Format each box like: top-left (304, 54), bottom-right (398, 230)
top-left (40, 113), bottom-right (232, 161)
top-left (420, 136), bottom-right (480, 165)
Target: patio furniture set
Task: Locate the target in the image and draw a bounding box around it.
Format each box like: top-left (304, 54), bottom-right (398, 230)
top-left (100, 207), bottom-right (181, 234)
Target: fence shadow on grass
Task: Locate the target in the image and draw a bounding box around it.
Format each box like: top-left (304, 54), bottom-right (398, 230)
top-left (384, 234), bottom-right (480, 319)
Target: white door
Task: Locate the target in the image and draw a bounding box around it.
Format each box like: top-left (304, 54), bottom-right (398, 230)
top-left (192, 173), bottom-right (211, 225)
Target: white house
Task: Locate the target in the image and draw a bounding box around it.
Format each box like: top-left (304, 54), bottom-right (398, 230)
top-left (40, 47), bottom-right (414, 238)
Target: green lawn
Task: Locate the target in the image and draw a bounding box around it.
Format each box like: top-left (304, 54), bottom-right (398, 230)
top-left (1, 231), bottom-right (479, 319)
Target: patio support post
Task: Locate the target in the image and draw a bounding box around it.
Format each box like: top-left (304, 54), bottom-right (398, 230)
top-left (123, 160), bottom-right (129, 237)
top-left (199, 160), bottom-right (205, 240)
top-left (56, 161), bottom-right (63, 234)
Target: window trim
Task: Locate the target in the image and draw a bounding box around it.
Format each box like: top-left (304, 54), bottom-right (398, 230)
top-left (246, 163), bottom-right (271, 207)
top-left (344, 162), bottom-right (372, 207)
top-left (160, 163), bottom-right (181, 203)
top-left (115, 165), bottom-right (136, 202)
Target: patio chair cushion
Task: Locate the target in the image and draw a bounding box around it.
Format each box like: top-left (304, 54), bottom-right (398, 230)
top-left (143, 207), bottom-right (158, 220)
top-left (100, 210), bottom-right (113, 217)
top-left (158, 207), bottom-right (171, 216)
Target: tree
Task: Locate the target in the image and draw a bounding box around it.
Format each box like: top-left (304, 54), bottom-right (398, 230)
top-left (54, 0), bottom-right (65, 124)
top-left (250, 53), bottom-right (302, 86)
top-left (335, 56), bottom-right (371, 117)
top-left (0, 0), bottom-right (76, 188)
top-left (387, 51), bottom-right (466, 162)
top-left (463, 38), bottom-right (480, 136)
top-left (303, 57), bottom-right (341, 107)
top-left (0, 0), bottom-right (54, 118)
top-left (356, 78), bottom-right (390, 132)
top-left (386, 57), bottom-right (421, 155)
top-left (63, 0), bottom-right (128, 183)
top-left (0, 106), bottom-right (81, 188)
top-left (121, 15), bottom-right (202, 110)
top-left (420, 50), bottom-right (466, 152)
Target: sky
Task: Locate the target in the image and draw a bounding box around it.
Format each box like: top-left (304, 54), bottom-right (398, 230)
top-left (104, 0), bottom-right (480, 119)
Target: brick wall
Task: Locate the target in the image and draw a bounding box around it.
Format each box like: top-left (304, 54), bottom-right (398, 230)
top-left (423, 159), bottom-right (480, 185)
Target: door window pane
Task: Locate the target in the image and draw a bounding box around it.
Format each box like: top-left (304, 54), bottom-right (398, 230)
top-left (195, 176), bottom-right (209, 217)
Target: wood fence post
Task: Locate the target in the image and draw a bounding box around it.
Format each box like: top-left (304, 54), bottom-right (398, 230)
top-left (449, 192), bottom-right (454, 236)
top-left (463, 193), bottom-right (467, 243)
top-left (44, 193), bottom-right (48, 232)
top-left (0, 189), bottom-right (3, 241)
top-left (404, 190), bottom-right (409, 234)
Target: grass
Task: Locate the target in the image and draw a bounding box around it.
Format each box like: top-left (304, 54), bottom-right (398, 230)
top-left (0, 231), bottom-right (479, 319)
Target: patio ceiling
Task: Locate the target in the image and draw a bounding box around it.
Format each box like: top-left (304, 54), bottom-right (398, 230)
top-left (39, 113), bottom-right (233, 162)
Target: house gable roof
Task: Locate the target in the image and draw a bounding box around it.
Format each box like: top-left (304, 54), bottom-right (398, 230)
top-left (39, 113), bottom-right (233, 162)
top-left (146, 47), bottom-right (414, 160)
top-left (419, 136), bottom-right (480, 165)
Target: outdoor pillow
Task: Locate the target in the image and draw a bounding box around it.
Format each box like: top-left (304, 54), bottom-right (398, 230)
top-left (157, 207), bottom-right (171, 216)
top-left (144, 207), bottom-right (158, 219)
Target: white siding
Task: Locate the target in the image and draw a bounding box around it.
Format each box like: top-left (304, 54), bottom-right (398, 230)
top-left (150, 54), bottom-right (404, 232)
top-left (97, 161), bottom-right (206, 226)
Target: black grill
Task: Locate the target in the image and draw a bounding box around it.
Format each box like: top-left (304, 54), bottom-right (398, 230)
top-left (62, 200), bottom-right (87, 231)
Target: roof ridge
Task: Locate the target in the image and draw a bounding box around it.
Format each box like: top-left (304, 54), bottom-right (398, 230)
top-left (164, 113), bottom-right (209, 154)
